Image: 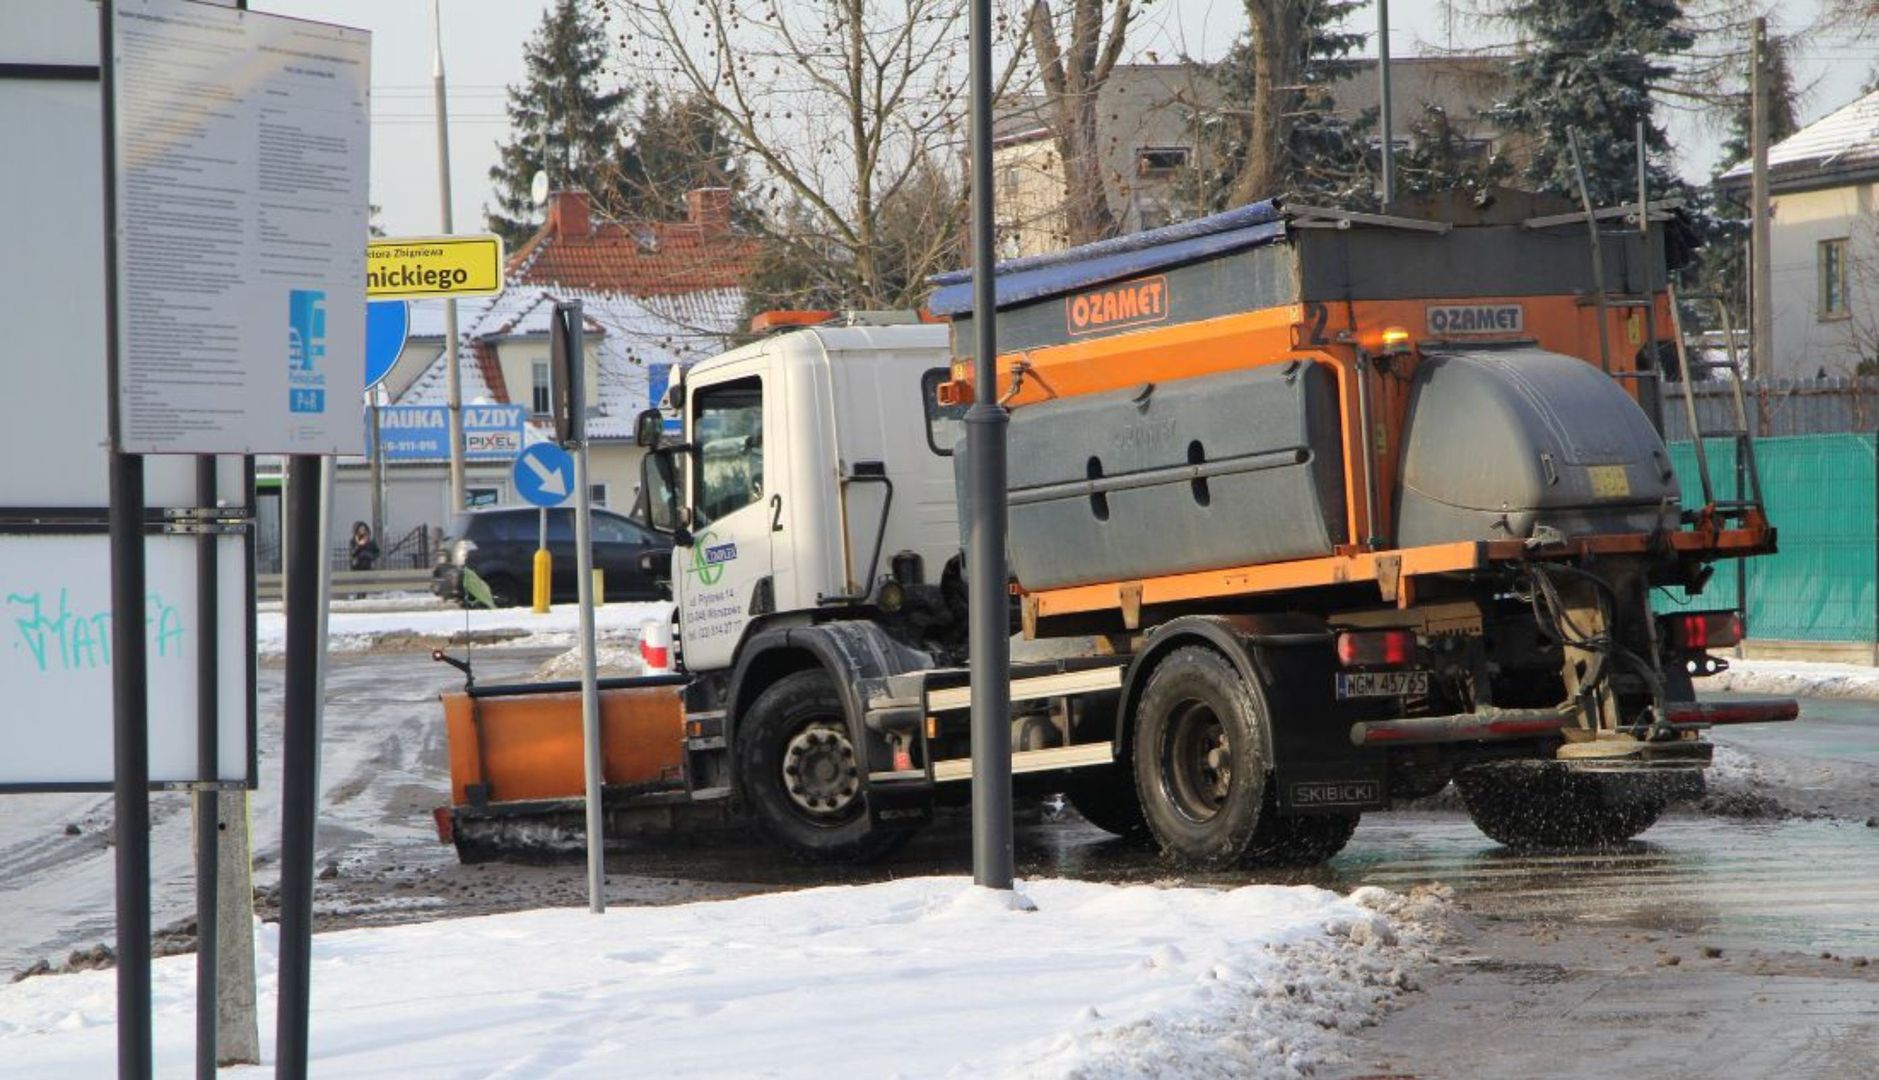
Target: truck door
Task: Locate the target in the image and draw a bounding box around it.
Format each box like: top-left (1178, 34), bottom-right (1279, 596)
top-left (674, 375), bottom-right (773, 671)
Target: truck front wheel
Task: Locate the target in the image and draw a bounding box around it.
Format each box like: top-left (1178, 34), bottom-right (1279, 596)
top-left (1131, 646), bottom-right (1272, 869)
top-left (1456, 761), bottom-right (1668, 850)
top-left (737, 669), bottom-right (913, 863)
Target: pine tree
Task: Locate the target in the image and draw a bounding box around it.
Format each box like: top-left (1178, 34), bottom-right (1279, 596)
top-left (486, 0), bottom-right (631, 248)
top-left (1487, 0), bottom-right (1693, 209)
top-left (1392, 104), bottom-right (1514, 200)
top-left (1185, 0), bottom-right (1374, 213)
top-left (618, 90), bottom-right (746, 224)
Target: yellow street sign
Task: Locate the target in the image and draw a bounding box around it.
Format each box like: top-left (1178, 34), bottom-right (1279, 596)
top-left (367, 234), bottom-right (504, 298)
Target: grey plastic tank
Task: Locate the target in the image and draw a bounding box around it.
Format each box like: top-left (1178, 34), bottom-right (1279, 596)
top-left (962, 362), bottom-right (1348, 591)
top-left (1394, 346), bottom-right (1680, 547)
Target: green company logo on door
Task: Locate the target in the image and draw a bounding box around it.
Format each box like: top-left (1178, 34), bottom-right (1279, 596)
top-left (687, 531), bottom-right (737, 586)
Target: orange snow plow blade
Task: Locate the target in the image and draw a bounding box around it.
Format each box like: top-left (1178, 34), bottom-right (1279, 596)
top-left (442, 679), bottom-right (687, 807)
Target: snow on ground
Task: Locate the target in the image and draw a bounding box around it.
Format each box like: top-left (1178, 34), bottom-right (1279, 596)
top-left (1705, 657), bottom-right (1879, 701)
top-left (255, 600), bottom-right (672, 657)
top-left (0, 877), bottom-right (1440, 1079)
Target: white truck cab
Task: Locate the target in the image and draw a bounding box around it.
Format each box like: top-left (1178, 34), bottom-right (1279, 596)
top-left (641, 318), bottom-right (964, 673)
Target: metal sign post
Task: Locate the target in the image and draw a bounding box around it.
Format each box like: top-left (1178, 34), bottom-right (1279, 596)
top-left (96, 3), bottom-right (368, 1076)
top-left (554, 301), bottom-right (607, 912)
top-left (99, 7), bottom-right (151, 1073)
top-left (965, 0), bottom-right (1015, 890)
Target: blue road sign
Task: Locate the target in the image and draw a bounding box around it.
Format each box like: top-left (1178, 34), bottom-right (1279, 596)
top-left (364, 300), bottom-right (409, 389)
top-left (369, 404), bottom-right (526, 461)
top-left (513, 442), bottom-right (575, 507)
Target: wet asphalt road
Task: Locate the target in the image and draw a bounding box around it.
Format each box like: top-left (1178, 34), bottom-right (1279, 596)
top-left (6, 655), bottom-right (1878, 1077)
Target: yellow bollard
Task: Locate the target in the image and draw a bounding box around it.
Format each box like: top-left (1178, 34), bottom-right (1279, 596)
top-left (532, 547), bottom-right (552, 613)
top-left (592, 568), bottom-right (606, 607)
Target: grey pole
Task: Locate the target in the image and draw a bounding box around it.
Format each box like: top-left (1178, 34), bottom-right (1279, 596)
top-left (966, 0), bottom-right (1014, 890)
top-left (274, 455), bottom-right (323, 1080)
top-left (1377, 0), bottom-right (1394, 205)
top-left (369, 390), bottom-right (386, 558)
top-left (193, 457), bottom-right (219, 1080)
top-left (100, 4), bottom-right (153, 1073)
top-left (1748, 17), bottom-right (1773, 380)
top-left (563, 301), bottom-right (606, 912)
top-left (432, 0), bottom-right (465, 511)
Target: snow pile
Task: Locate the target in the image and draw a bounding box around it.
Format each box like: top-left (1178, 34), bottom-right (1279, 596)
top-left (528, 643), bottom-right (647, 680)
top-left (0, 877), bottom-right (1439, 1078)
top-left (255, 600), bottom-right (672, 657)
top-left (1704, 658), bottom-right (1879, 701)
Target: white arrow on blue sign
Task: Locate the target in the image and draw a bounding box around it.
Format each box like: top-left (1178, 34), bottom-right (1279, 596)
top-left (512, 442), bottom-right (575, 507)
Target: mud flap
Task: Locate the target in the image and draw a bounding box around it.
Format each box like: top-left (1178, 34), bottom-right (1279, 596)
top-left (1276, 766), bottom-right (1390, 813)
top-left (867, 780), bottom-right (934, 830)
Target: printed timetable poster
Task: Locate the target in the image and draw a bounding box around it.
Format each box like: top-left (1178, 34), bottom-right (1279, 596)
top-left (111, 0), bottom-right (370, 454)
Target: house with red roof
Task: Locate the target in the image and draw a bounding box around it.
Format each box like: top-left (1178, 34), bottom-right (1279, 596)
top-left (331, 188), bottom-right (760, 565)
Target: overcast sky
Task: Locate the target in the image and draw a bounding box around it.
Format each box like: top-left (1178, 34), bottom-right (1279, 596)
top-left (254, 0), bottom-right (1873, 241)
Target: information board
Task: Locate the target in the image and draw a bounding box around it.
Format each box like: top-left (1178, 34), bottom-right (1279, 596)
top-left (0, 0), bottom-right (256, 790)
top-left (1, 534), bottom-right (252, 788)
top-left (368, 404), bottom-right (528, 461)
top-left (111, 0), bottom-right (371, 454)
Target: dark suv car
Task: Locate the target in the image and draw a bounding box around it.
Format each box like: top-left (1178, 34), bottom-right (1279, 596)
top-left (431, 505), bottom-right (671, 607)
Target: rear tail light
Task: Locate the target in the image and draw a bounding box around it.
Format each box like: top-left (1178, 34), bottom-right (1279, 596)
top-left (1664, 611), bottom-right (1743, 651)
top-left (1336, 629), bottom-right (1416, 667)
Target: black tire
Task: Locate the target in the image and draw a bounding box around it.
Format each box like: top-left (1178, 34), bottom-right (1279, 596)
top-left (1131, 646), bottom-right (1273, 869)
top-left (737, 670), bottom-right (913, 863)
top-left (1456, 761), bottom-right (1668, 850)
top-left (1244, 807), bottom-right (1360, 866)
top-left (1062, 765), bottom-right (1149, 839)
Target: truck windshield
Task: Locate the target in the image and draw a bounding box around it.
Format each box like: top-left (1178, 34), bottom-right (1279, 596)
top-left (692, 377), bottom-right (764, 525)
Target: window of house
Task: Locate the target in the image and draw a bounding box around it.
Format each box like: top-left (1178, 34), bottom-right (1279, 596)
top-left (1136, 147), bottom-right (1190, 177)
top-left (531, 360), bottom-right (552, 415)
top-left (1821, 238), bottom-right (1849, 319)
top-left (588, 482), bottom-right (609, 508)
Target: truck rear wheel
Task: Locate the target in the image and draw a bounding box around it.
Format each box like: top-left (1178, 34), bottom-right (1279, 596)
top-left (1062, 765), bottom-right (1148, 839)
top-left (1131, 646), bottom-right (1272, 869)
top-left (737, 669), bottom-right (913, 863)
top-left (1456, 761), bottom-right (1668, 850)
top-left (1245, 810), bottom-right (1361, 866)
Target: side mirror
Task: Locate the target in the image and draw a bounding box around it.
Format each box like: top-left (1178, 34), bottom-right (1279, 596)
top-left (640, 444), bottom-right (692, 541)
top-left (634, 408), bottom-right (665, 448)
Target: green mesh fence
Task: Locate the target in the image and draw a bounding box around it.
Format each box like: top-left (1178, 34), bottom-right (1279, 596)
top-left (1662, 434), bottom-right (1877, 643)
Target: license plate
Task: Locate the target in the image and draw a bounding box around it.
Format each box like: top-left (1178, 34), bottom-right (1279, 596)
top-left (1335, 670), bottom-right (1430, 699)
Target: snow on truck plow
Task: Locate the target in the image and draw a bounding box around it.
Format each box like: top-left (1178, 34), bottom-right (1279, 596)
top-left (436, 191), bottom-right (1797, 866)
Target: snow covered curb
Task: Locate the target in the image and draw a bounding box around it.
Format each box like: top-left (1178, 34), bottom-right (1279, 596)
top-left (0, 877), bottom-right (1445, 1078)
top-left (1704, 657), bottom-right (1879, 701)
top-left (255, 600), bottom-right (672, 658)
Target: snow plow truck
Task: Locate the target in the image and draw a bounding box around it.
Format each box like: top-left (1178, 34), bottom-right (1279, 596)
top-left (434, 191), bottom-right (1797, 868)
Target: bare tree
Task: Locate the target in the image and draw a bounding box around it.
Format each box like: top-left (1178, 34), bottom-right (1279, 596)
top-left (610, 0), bottom-right (1028, 310)
top-left (1026, 0), bottom-right (1134, 244)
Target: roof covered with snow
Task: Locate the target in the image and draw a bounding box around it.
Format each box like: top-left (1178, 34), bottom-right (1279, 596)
top-left (393, 285), bottom-right (742, 441)
top-left (1719, 88), bottom-right (1879, 192)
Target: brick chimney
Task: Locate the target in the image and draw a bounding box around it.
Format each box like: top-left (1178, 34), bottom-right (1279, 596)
top-left (685, 187), bottom-right (733, 236)
top-left (549, 190), bottom-right (591, 239)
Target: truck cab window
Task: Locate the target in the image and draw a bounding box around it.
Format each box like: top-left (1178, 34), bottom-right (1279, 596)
top-left (693, 377), bottom-right (764, 523)
top-left (922, 368), bottom-right (967, 456)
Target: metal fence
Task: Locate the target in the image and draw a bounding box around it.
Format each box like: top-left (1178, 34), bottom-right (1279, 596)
top-left (1663, 377), bottom-right (1879, 441)
top-left (1663, 433), bottom-right (1878, 643)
